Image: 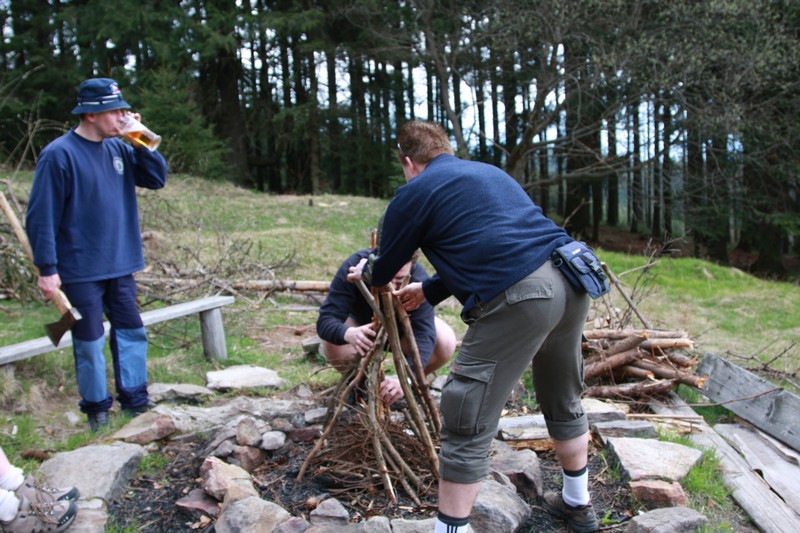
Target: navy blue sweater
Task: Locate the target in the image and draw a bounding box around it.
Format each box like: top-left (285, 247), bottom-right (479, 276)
top-left (26, 129), bottom-right (168, 283)
top-left (370, 154), bottom-right (572, 313)
top-left (316, 249), bottom-right (437, 369)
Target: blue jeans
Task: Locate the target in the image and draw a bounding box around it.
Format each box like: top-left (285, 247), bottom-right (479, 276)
top-left (63, 275), bottom-right (149, 414)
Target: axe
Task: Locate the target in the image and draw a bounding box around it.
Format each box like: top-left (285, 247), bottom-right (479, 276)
top-left (0, 190), bottom-right (82, 346)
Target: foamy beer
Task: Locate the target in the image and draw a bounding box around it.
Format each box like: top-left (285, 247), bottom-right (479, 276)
top-left (120, 114), bottom-right (161, 151)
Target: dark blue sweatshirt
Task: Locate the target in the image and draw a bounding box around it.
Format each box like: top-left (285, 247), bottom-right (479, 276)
top-left (26, 129), bottom-right (167, 283)
top-left (370, 154), bottom-right (572, 313)
top-left (316, 249), bottom-right (437, 369)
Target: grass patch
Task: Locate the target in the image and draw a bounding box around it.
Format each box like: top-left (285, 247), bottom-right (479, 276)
top-left (657, 432), bottom-right (742, 532)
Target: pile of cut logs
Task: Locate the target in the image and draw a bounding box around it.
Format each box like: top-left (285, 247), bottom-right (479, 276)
top-left (581, 328), bottom-right (707, 401)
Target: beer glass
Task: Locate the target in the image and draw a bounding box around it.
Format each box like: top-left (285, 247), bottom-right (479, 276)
top-left (120, 114), bottom-right (162, 152)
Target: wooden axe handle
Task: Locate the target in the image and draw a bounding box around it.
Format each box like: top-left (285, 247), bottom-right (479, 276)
top-left (0, 190), bottom-right (76, 313)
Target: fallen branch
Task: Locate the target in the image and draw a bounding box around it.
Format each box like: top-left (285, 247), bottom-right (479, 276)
top-left (584, 348), bottom-right (643, 380)
top-left (584, 379), bottom-right (678, 400)
top-left (629, 358), bottom-right (708, 388)
top-left (137, 277), bottom-right (330, 292)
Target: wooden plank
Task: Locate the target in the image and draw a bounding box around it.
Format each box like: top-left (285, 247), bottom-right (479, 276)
top-left (715, 423), bottom-right (800, 515)
top-left (0, 336), bottom-right (69, 365)
top-left (695, 353), bottom-right (800, 452)
top-left (649, 392), bottom-right (800, 533)
top-left (0, 296), bottom-right (235, 365)
top-left (140, 296), bottom-right (235, 326)
top-left (200, 307), bottom-right (228, 362)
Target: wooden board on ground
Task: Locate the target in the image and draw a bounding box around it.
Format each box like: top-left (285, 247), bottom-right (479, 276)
top-left (649, 392), bottom-right (800, 533)
top-left (714, 423), bottom-right (800, 515)
top-left (695, 353), bottom-right (800, 453)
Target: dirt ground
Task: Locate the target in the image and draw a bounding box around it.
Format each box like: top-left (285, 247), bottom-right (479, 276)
top-left (108, 419), bottom-right (636, 533)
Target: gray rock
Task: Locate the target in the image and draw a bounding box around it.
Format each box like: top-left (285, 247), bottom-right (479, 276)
top-left (209, 439), bottom-right (237, 458)
top-left (200, 456), bottom-right (259, 501)
top-left (274, 516), bottom-right (313, 532)
top-left (230, 445), bottom-right (265, 472)
top-left (389, 517), bottom-right (437, 533)
top-left (582, 397), bottom-right (629, 422)
top-left (489, 441), bottom-right (543, 500)
top-left (608, 437), bottom-right (703, 482)
top-left (236, 416), bottom-right (263, 446)
top-left (148, 382), bottom-right (214, 403)
top-left (626, 506), bottom-right (709, 532)
top-left (309, 497), bottom-right (349, 527)
top-left (215, 496), bottom-right (291, 533)
top-left (65, 410), bottom-right (82, 426)
top-left (68, 498), bottom-right (108, 533)
top-left (110, 411), bottom-right (177, 444)
top-left (304, 407), bottom-right (328, 424)
top-left (497, 414), bottom-right (549, 441)
top-left (207, 364), bottom-right (287, 390)
top-left (363, 516), bottom-right (392, 532)
top-left (155, 396), bottom-right (317, 434)
top-left (592, 419), bottom-right (659, 444)
top-left (261, 430), bottom-right (288, 451)
top-left (176, 487), bottom-right (221, 517)
top-left (469, 477), bottom-right (531, 532)
top-left (39, 442), bottom-right (144, 502)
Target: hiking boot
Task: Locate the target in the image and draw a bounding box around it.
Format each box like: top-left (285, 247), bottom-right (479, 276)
top-left (15, 474), bottom-right (79, 505)
top-left (1, 494), bottom-right (77, 532)
top-left (122, 400), bottom-right (157, 417)
top-left (542, 491), bottom-right (599, 533)
top-left (87, 411), bottom-right (109, 432)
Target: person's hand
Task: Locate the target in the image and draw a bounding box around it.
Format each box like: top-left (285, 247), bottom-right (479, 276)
top-left (343, 323), bottom-right (377, 355)
top-left (37, 274), bottom-right (61, 300)
top-left (347, 258), bottom-right (368, 283)
top-left (380, 375), bottom-right (405, 406)
top-left (394, 281), bottom-right (424, 311)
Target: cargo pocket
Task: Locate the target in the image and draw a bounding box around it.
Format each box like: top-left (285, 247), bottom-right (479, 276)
top-left (440, 355), bottom-right (496, 436)
top-left (505, 276), bottom-right (553, 304)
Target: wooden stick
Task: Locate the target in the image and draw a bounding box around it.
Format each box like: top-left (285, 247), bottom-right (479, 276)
top-left (629, 359), bottom-right (708, 388)
top-left (584, 328), bottom-right (688, 340)
top-left (394, 299), bottom-right (441, 434)
top-left (584, 348), bottom-right (643, 380)
top-left (367, 359), bottom-right (396, 503)
top-left (296, 335), bottom-right (383, 482)
top-left (381, 292), bottom-right (439, 476)
top-left (641, 338), bottom-right (695, 351)
top-left (601, 263), bottom-right (651, 329)
top-left (613, 365), bottom-right (654, 381)
top-left (584, 379), bottom-right (678, 399)
top-left (627, 413), bottom-right (704, 420)
top-left (136, 277), bottom-right (331, 292)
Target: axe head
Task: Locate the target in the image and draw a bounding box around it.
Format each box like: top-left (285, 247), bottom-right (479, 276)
top-left (44, 307), bottom-right (82, 346)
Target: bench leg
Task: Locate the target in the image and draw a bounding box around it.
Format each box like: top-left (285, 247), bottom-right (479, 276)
top-left (199, 308), bottom-right (228, 362)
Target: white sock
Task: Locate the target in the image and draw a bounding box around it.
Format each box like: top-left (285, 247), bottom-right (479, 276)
top-left (0, 489), bottom-right (20, 523)
top-left (562, 467), bottom-right (590, 507)
top-left (0, 467), bottom-right (24, 492)
top-left (434, 516), bottom-right (470, 532)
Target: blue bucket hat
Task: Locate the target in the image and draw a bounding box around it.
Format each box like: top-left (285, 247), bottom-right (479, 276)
top-left (70, 78), bottom-right (131, 115)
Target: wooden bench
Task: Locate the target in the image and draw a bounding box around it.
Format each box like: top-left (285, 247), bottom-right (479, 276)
top-left (0, 295), bottom-right (235, 366)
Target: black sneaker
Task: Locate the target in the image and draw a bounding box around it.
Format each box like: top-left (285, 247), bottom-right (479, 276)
top-left (87, 411), bottom-right (109, 432)
top-left (542, 491), bottom-right (599, 533)
top-left (123, 400), bottom-right (157, 417)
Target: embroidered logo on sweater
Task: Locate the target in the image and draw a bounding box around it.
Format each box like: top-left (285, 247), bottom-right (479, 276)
top-left (114, 156), bottom-right (124, 175)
